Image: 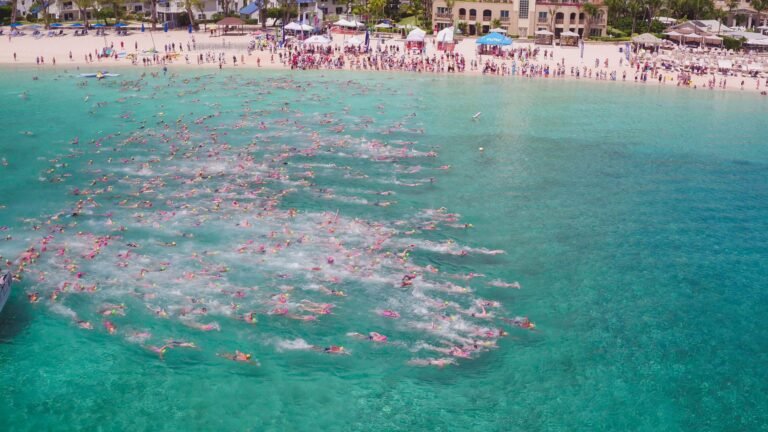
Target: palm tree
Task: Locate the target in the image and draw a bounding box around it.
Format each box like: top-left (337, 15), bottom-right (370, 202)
top-left (627, 0), bottom-right (641, 36)
top-left (445, 0), bottom-right (455, 36)
top-left (10, 0), bottom-right (18, 25)
top-left (752, 0), bottom-right (768, 29)
top-left (714, 8), bottom-right (727, 33)
top-left (150, 0), bottom-right (158, 30)
top-left (581, 2), bottom-right (599, 39)
top-left (184, 0), bottom-right (196, 29)
top-left (547, 5), bottom-right (560, 33)
top-left (72, 0), bottom-right (95, 27)
top-left (644, 0), bottom-right (663, 32)
top-left (725, 0), bottom-right (739, 27)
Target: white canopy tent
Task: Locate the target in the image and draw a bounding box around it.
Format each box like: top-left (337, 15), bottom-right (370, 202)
top-left (717, 59), bottom-right (733, 70)
top-left (406, 28), bottom-right (426, 42)
top-left (374, 23), bottom-right (391, 29)
top-left (285, 22), bottom-right (313, 31)
top-left (333, 19), bottom-right (353, 27)
top-left (560, 30), bottom-right (580, 37)
top-left (303, 35), bottom-right (331, 45)
top-left (345, 36), bottom-right (364, 46)
top-left (436, 26), bottom-right (454, 43)
top-left (489, 28), bottom-right (506, 33)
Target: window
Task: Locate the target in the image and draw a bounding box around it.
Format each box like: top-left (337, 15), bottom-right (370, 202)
top-left (336, 7), bottom-right (343, 14)
top-left (437, 7), bottom-right (449, 14)
top-left (63, 1), bottom-right (73, 8)
top-left (135, 5), bottom-right (143, 12)
top-left (500, 10), bottom-right (509, 18)
top-left (519, 0), bottom-right (529, 19)
top-left (538, 11), bottom-right (547, 20)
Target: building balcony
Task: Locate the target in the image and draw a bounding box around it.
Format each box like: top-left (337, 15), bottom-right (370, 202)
top-left (500, 16), bottom-right (510, 22)
top-left (537, 17), bottom-right (548, 23)
top-left (555, 18), bottom-right (564, 24)
top-left (482, 15), bottom-right (492, 21)
top-left (458, 14), bottom-right (466, 19)
top-left (469, 14), bottom-right (477, 20)
top-left (435, 12), bottom-right (453, 19)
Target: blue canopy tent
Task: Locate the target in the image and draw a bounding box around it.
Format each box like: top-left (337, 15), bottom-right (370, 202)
top-left (50, 23), bottom-right (63, 28)
top-left (69, 23), bottom-right (84, 28)
top-left (239, 2), bottom-right (259, 17)
top-left (114, 23), bottom-right (127, 27)
top-left (476, 32), bottom-right (512, 56)
top-left (92, 23), bottom-right (104, 28)
top-left (476, 32), bottom-right (512, 46)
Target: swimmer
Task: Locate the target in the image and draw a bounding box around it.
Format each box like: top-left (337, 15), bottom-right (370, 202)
top-left (487, 280), bottom-right (521, 289)
top-left (472, 112), bottom-right (482, 121)
top-left (218, 350), bottom-right (258, 365)
top-left (310, 345), bottom-right (348, 355)
top-left (103, 320), bottom-right (117, 335)
top-left (147, 345), bottom-right (169, 359)
top-left (187, 321), bottom-right (220, 332)
top-left (166, 340), bottom-right (197, 348)
top-left (347, 332), bottom-right (388, 343)
top-left (75, 320), bottom-right (93, 330)
top-left (28, 292), bottom-right (40, 303)
top-left (503, 316), bottom-right (536, 330)
top-left (241, 312), bottom-right (258, 324)
top-left (407, 357), bottom-right (456, 367)
top-left (380, 309), bottom-right (400, 319)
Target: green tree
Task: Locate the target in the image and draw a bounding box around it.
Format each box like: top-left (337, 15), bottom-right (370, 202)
top-left (150, 0), bottom-right (158, 30)
top-left (752, 0), bottom-right (768, 29)
top-left (491, 17), bottom-right (501, 29)
top-left (644, 0), bottom-right (663, 31)
top-left (713, 7), bottom-right (727, 33)
top-left (10, 0), bottom-right (17, 25)
top-left (582, 2), bottom-right (600, 39)
top-left (72, 0), bottom-right (94, 27)
top-left (368, 0), bottom-right (386, 22)
top-left (184, 0), bottom-right (196, 28)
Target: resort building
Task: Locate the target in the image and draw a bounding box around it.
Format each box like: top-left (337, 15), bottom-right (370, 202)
top-left (714, 0), bottom-right (768, 29)
top-left (431, 0), bottom-right (607, 38)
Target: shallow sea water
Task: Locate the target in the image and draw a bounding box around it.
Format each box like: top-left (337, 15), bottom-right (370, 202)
top-left (1, 67), bottom-right (767, 431)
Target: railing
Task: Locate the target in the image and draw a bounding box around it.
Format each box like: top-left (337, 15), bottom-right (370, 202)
top-left (555, 18), bottom-right (564, 24)
top-left (500, 16), bottom-right (510, 22)
top-left (482, 15), bottom-right (492, 21)
top-left (435, 12), bottom-right (453, 19)
top-left (469, 14), bottom-right (477, 20)
top-left (458, 14), bottom-right (466, 20)
top-left (537, 17), bottom-right (548, 23)
top-left (579, 19), bottom-right (585, 24)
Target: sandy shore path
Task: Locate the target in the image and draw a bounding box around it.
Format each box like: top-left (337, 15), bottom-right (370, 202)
top-left (2, 28), bottom-right (765, 94)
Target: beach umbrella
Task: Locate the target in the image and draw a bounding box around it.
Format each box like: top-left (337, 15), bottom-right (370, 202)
top-left (141, 22), bottom-right (145, 32)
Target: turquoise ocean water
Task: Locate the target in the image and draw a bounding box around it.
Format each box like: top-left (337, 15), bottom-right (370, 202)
top-left (1, 68), bottom-right (767, 431)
